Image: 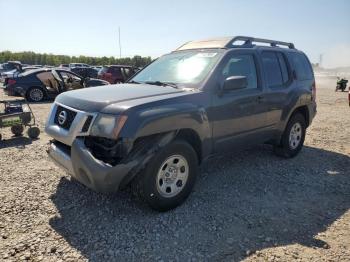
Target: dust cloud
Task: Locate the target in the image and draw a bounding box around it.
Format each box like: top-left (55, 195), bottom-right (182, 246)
top-left (322, 44), bottom-right (350, 69)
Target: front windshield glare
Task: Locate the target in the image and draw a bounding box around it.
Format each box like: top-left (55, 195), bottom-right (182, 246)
top-left (132, 51), bottom-right (221, 86)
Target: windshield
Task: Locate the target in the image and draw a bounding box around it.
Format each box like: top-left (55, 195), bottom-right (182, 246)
top-left (131, 50), bottom-right (222, 88)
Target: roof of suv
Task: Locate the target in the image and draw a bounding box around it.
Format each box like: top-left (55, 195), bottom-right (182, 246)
top-left (176, 36), bottom-right (296, 51)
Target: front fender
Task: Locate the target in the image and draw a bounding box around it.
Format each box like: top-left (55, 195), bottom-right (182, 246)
top-left (120, 103), bottom-right (210, 143)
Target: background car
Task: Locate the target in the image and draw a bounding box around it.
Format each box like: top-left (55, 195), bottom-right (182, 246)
top-left (97, 65), bottom-right (137, 84)
top-left (69, 63), bottom-right (90, 69)
top-left (92, 66), bottom-right (102, 71)
top-left (71, 67), bottom-right (98, 78)
top-left (0, 61), bottom-right (22, 74)
top-left (4, 68), bottom-right (109, 102)
top-left (2, 66), bottom-right (40, 79)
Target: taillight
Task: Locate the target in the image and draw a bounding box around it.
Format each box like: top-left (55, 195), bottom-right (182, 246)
top-left (312, 81), bottom-right (316, 101)
top-left (8, 79), bottom-right (16, 85)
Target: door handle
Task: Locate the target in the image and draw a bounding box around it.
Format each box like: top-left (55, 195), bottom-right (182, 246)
top-left (257, 96), bottom-right (265, 103)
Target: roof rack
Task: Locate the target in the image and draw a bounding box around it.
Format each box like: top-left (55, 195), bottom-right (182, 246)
top-left (227, 36), bottom-right (295, 49)
top-left (175, 36), bottom-right (295, 51)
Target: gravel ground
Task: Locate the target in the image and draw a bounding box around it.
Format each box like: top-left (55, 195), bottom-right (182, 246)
top-left (0, 78), bottom-right (349, 262)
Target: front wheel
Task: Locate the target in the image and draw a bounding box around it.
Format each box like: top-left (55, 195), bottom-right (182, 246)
top-left (274, 113), bottom-right (306, 158)
top-left (132, 140), bottom-right (198, 211)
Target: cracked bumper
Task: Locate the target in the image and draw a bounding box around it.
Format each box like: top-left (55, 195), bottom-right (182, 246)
top-left (48, 138), bottom-right (138, 193)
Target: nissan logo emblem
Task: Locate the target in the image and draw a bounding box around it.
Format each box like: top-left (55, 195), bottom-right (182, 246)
top-left (58, 110), bottom-right (67, 125)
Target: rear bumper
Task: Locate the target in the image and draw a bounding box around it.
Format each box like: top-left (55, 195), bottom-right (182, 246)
top-left (3, 85), bottom-right (23, 96)
top-left (48, 138), bottom-right (138, 193)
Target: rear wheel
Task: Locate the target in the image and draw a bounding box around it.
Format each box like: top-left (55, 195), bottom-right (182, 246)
top-left (26, 87), bottom-right (45, 102)
top-left (11, 125), bottom-right (24, 136)
top-left (274, 113), bottom-right (306, 158)
top-left (132, 140), bottom-right (198, 211)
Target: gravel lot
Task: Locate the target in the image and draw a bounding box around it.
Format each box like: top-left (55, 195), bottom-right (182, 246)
top-left (0, 78), bottom-right (349, 261)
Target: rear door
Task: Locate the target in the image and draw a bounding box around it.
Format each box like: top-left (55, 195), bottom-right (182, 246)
top-left (212, 50), bottom-right (270, 151)
top-left (259, 51), bottom-right (294, 128)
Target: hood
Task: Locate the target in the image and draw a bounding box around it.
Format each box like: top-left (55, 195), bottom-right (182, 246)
top-left (55, 83), bottom-right (187, 113)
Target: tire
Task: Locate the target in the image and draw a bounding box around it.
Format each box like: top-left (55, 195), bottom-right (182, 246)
top-left (274, 113), bottom-right (306, 158)
top-left (132, 140), bottom-right (198, 211)
top-left (26, 87), bottom-right (45, 102)
top-left (11, 125), bottom-right (24, 136)
top-left (27, 127), bottom-right (40, 139)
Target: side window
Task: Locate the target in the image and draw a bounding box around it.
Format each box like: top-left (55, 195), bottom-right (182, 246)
top-left (261, 52), bottom-right (284, 87)
top-left (222, 54), bottom-right (257, 89)
top-left (123, 67), bottom-right (130, 77)
top-left (291, 53), bottom-right (313, 80)
top-left (111, 67), bottom-right (122, 78)
top-left (276, 53), bottom-right (289, 83)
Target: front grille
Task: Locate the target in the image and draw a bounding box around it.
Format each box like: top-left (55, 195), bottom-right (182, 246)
top-left (81, 115), bottom-right (93, 132)
top-left (54, 106), bottom-right (77, 130)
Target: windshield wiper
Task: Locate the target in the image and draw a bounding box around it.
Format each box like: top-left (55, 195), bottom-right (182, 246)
top-left (145, 81), bottom-right (179, 89)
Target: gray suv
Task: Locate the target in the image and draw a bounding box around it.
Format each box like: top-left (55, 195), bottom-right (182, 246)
top-left (45, 36), bottom-right (317, 211)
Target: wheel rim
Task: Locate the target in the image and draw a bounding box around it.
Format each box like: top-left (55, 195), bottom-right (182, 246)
top-left (30, 88), bottom-right (44, 101)
top-left (289, 122), bottom-right (302, 150)
top-left (156, 154), bottom-right (189, 198)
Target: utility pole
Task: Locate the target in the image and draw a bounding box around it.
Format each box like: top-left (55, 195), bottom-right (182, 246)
top-left (118, 27), bottom-right (122, 58)
top-left (319, 54), bottom-right (323, 68)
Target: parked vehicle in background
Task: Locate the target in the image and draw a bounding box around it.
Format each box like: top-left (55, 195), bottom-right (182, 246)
top-left (69, 63), bottom-right (90, 69)
top-left (0, 61), bottom-right (22, 74)
top-left (1, 66), bottom-right (41, 80)
top-left (45, 36), bottom-right (317, 211)
top-left (97, 65), bottom-right (138, 84)
top-left (92, 66), bottom-right (102, 71)
top-left (71, 67), bottom-right (98, 79)
top-left (59, 64), bottom-right (69, 68)
top-left (4, 68), bottom-right (109, 102)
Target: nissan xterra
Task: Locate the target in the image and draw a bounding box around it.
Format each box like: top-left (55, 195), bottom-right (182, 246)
top-left (45, 36), bottom-right (317, 211)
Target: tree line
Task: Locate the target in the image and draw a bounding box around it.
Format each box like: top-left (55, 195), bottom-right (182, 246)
top-left (0, 51), bottom-right (153, 67)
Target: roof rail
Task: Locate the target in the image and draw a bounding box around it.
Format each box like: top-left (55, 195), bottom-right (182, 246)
top-left (226, 36), bottom-right (295, 49)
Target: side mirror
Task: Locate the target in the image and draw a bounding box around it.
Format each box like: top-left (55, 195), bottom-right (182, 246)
top-left (223, 76), bottom-right (248, 91)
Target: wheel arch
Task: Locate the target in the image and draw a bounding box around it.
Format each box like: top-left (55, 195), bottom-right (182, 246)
top-left (175, 128), bottom-right (202, 164)
top-left (289, 105), bottom-right (310, 127)
top-left (26, 85), bottom-right (48, 100)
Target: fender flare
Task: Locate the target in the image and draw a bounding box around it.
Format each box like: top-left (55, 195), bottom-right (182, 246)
top-left (120, 102), bottom-right (210, 143)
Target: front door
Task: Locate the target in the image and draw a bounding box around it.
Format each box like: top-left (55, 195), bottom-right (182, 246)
top-left (212, 51), bottom-right (269, 152)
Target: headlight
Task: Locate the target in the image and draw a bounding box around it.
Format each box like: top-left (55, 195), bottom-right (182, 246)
top-left (90, 114), bottom-right (128, 138)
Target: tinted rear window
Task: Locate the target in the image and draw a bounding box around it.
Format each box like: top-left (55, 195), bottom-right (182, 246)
top-left (262, 52), bottom-right (284, 87)
top-left (291, 53), bottom-right (313, 80)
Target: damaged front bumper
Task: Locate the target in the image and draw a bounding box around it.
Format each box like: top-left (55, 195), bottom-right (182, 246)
top-left (48, 138), bottom-right (139, 193)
